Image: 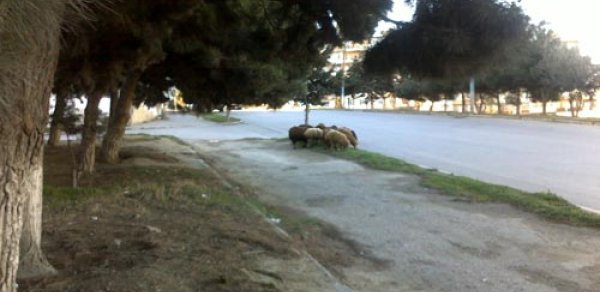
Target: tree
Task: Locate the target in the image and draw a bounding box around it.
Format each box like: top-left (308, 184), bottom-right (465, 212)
top-left (54, 0), bottom-right (395, 167)
top-left (395, 77), bottom-right (459, 112)
top-left (524, 26), bottom-right (569, 115)
top-left (134, 0), bottom-right (393, 127)
top-left (520, 25), bottom-right (596, 115)
top-left (304, 68), bottom-right (338, 123)
top-left (364, 0), bottom-right (529, 79)
top-left (47, 92), bottom-right (69, 147)
top-left (0, 1), bottom-right (71, 288)
top-left (345, 62), bottom-right (396, 110)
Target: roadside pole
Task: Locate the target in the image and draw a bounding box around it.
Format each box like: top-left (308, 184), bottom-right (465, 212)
top-left (304, 93), bottom-right (310, 125)
top-left (341, 43), bottom-right (346, 109)
top-left (469, 77), bottom-right (476, 114)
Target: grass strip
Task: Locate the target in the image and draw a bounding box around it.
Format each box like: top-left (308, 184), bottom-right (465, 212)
top-left (201, 113), bottom-right (241, 123)
top-left (316, 147), bottom-right (600, 228)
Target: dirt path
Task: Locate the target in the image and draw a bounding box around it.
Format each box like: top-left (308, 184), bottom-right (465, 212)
top-left (27, 137), bottom-right (363, 292)
top-left (193, 139), bottom-right (600, 292)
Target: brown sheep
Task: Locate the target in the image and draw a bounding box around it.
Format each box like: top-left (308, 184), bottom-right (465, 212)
top-left (288, 126), bottom-right (309, 149)
top-left (338, 127), bottom-right (358, 149)
top-left (321, 127), bottom-right (335, 148)
top-left (324, 129), bottom-right (350, 151)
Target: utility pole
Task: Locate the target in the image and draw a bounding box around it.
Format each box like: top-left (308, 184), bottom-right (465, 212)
top-left (469, 77), bottom-right (476, 114)
top-left (340, 42), bottom-right (347, 109)
top-left (304, 94), bottom-right (310, 125)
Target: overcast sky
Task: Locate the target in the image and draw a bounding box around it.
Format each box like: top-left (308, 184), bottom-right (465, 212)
top-left (377, 0), bottom-right (600, 63)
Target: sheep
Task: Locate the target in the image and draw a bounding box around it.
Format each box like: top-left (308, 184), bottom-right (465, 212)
top-left (316, 123), bottom-right (326, 129)
top-left (288, 126), bottom-right (309, 149)
top-left (340, 127), bottom-right (358, 140)
top-left (324, 129), bottom-right (350, 151)
top-left (338, 127), bottom-right (358, 149)
top-left (303, 127), bottom-right (324, 147)
top-left (321, 127), bottom-right (335, 147)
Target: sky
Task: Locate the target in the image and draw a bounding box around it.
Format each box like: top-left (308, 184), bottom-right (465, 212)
top-left (377, 0), bottom-right (600, 63)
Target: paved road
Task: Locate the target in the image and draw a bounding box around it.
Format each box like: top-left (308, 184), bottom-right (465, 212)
top-left (128, 111), bottom-right (600, 211)
top-left (196, 139), bottom-right (600, 292)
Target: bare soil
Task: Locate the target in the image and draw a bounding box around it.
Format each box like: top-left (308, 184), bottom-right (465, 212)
top-left (20, 136), bottom-right (371, 291)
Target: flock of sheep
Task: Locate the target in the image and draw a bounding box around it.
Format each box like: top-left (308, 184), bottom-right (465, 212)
top-left (288, 123), bottom-right (358, 151)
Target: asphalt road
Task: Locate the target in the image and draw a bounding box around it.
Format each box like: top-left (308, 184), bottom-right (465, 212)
top-left (128, 110), bottom-right (600, 211)
top-left (196, 139), bottom-right (600, 292)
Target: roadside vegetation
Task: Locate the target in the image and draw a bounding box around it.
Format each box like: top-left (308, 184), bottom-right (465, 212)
top-left (316, 147), bottom-right (600, 228)
top-left (22, 137), bottom-right (369, 291)
top-left (201, 112), bottom-right (241, 124)
top-left (377, 109), bottom-right (600, 126)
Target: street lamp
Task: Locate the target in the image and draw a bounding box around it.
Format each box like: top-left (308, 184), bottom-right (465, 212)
top-left (341, 42), bottom-right (346, 109)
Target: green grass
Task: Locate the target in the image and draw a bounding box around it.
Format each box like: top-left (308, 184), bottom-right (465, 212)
top-left (317, 147), bottom-right (600, 228)
top-left (44, 186), bottom-right (108, 208)
top-left (201, 112), bottom-right (241, 123)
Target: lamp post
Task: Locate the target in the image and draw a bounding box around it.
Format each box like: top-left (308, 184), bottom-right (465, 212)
top-left (341, 42), bottom-right (347, 109)
top-left (469, 77), bottom-right (476, 114)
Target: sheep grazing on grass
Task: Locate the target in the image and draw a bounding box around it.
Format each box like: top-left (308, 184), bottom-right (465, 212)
top-left (338, 127), bottom-right (358, 149)
top-left (303, 127), bottom-right (324, 147)
top-left (288, 126), bottom-right (309, 149)
top-left (324, 129), bottom-right (350, 151)
top-left (289, 122), bottom-right (359, 151)
top-left (321, 127), bottom-right (335, 140)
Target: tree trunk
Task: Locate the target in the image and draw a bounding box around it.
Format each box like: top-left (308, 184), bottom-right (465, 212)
top-left (18, 160), bottom-right (55, 279)
top-left (477, 94), bottom-right (485, 114)
top-left (47, 93), bottom-right (67, 147)
top-left (575, 95), bottom-right (583, 117)
top-left (101, 70), bottom-right (142, 163)
top-left (589, 95), bottom-right (595, 110)
top-left (0, 1), bottom-right (66, 289)
top-left (0, 132), bottom-right (45, 292)
top-left (542, 100), bottom-right (548, 115)
top-left (461, 92), bottom-right (467, 113)
top-left (429, 101), bottom-right (434, 113)
top-left (225, 105), bottom-right (231, 122)
top-left (370, 94), bottom-right (374, 110)
top-left (496, 93), bottom-right (502, 115)
top-left (569, 98), bottom-right (576, 117)
top-left (335, 96), bottom-right (342, 109)
top-left (109, 87), bottom-right (119, 120)
top-left (78, 93), bottom-right (102, 174)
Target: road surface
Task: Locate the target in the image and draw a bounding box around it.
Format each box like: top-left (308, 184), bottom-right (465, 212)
top-left (128, 111), bottom-right (600, 211)
top-left (194, 138), bottom-right (600, 292)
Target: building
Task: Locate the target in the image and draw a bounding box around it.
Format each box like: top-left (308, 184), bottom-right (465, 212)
top-left (326, 37), bottom-right (382, 73)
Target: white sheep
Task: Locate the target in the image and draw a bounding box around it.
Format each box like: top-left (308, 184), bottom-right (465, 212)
top-left (303, 127), bottom-right (324, 147)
